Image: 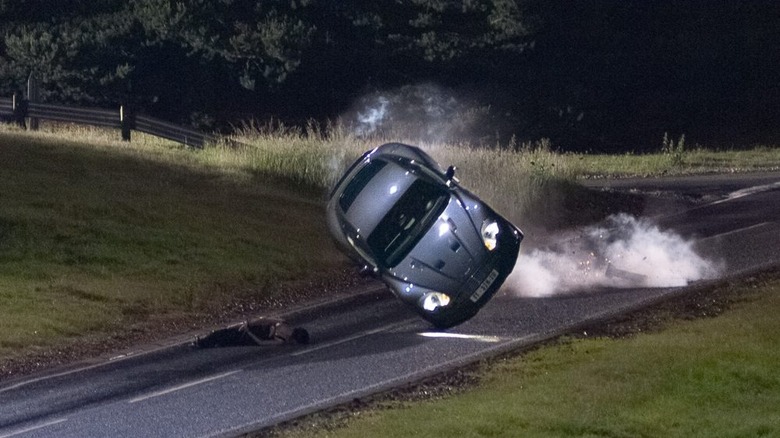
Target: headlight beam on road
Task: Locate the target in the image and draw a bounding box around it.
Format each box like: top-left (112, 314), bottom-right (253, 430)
top-left (418, 332), bottom-right (503, 343)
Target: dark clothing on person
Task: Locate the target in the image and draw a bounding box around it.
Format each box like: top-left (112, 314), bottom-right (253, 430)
top-left (194, 317), bottom-right (309, 348)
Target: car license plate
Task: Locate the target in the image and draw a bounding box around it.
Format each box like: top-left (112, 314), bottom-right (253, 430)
top-left (470, 269), bottom-right (499, 303)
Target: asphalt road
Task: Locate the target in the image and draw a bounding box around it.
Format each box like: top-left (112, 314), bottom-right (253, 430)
top-left (1, 172), bottom-right (778, 438)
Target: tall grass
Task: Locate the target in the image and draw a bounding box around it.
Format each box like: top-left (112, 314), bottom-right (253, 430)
top-left (198, 123), bottom-right (575, 229)
top-left (199, 120), bottom-right (372, 190)
top-left (427, 138), bottom-right (575, 228)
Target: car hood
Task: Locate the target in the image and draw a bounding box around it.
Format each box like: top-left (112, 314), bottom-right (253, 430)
top-left (386, 193), bottom-right (488, 294)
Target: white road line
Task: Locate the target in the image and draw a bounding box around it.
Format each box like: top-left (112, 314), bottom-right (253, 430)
top-left (290, 319), bottom-right (417, 357)
top-left (128, 370), bottom-right (240, 404)
top-left (709, 181), bottom-right (780, 205)
top-left (700, 221), bottom-right (777, 240)
top-left (0, 343), bottom-right (187, 394)
top-left (0, 418), bottom-right (68, 438)
top-left (0, 287), bottom-right (391, 395)
top-left (221, 335), bottom-right (531, 437)
top-left (0, 362), bottom-right (110, 395)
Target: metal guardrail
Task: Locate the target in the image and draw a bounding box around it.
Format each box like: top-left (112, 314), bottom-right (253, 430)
top-left (0, 96), bottom-right (214, 148)
top-left (134, 113), bottom-right (212, 148)
top-left (0, 97), bottom-right (12, 118)
top-left (28, 102), bottom-right (122, 129)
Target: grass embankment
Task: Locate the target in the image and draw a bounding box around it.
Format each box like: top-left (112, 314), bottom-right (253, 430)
top-left (0, 129), bottom-right (347, 360)
top-left (275, 272), bottom-right (780, 438)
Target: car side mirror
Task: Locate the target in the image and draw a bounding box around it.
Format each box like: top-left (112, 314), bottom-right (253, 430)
top-left (445, 165), bottom-right (458, 186)
top-left (446, 165), bottom-right (456, 179)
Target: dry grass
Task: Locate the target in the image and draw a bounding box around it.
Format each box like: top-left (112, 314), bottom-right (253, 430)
top-left (201, 124), bottom-right (575, 228)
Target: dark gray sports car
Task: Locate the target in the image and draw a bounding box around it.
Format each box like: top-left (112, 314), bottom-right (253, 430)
top-left (326, 143), bottom-right (523, 328)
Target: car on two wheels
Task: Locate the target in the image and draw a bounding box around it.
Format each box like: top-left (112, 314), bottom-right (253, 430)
top-left (326, 143), bottom-right (523, 328)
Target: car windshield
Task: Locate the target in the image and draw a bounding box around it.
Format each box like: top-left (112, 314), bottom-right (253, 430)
top-left (339, 159), bottom-right (388, 212)
top-left (367, 178), bottom-right (449, 268)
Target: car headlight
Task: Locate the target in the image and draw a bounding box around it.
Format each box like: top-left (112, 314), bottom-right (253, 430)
top-left (422, 292), bottom-right (451, 312)
top-left (481, 220), bottom-right (500, 251)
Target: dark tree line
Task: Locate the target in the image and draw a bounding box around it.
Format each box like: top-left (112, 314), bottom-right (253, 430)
top-left (1, 0), bottom-right (778, 151)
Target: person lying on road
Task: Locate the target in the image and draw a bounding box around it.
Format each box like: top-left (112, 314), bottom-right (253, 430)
top-left (193, 317), bottom-right (309, 348)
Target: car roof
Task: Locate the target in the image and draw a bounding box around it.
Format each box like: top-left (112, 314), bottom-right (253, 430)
top-left (342, 158), bottom-right (419, 236)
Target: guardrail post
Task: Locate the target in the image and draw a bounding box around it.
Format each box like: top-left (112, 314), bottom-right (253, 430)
top-left (120, 105), bottom-right (134, 141)
top-left (27, 72), bottom-right (39, 131)
top-left (12, 92), bottom-right (27, 128)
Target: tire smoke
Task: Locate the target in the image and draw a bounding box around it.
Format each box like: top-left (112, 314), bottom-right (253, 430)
top-left (344, 83), bottom-right (495, 145)
top-left (507, 214), bottom-right (722, 297)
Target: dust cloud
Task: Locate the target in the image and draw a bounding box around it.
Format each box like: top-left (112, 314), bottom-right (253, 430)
top-left (344, 83), bottom-right (494, 145)
top-left (506, 214), bottom-right (722, 297)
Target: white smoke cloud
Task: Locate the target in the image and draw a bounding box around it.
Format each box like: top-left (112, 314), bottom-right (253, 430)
top-left (507, 213), bottom-right (722, 297)
top-left (345, 83), bottom-right (492, 144)
top-left (355, 96), bottom-right (389, 137)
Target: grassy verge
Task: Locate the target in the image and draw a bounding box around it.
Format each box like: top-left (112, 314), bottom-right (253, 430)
top-left (570, 144), bottom-right (780, 178)
top-left (0, 129), bottom-right (348, 361)
top-left (271, 271), bottom-right (780, 438)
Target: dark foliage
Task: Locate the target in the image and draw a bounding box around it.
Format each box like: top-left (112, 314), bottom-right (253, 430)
top-left (1, 0), bottom-right (778, 150)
